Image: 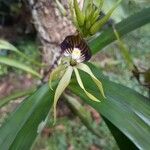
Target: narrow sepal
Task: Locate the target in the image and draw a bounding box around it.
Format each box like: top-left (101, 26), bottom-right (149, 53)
top-left (53, 66), bottom-right (73, 124)
top-left (49, 65), bottom-right (66, 90)
top-left (77, 63), bottom-right (106, 98)
top-left (74, 67), bottom-right (100, 102)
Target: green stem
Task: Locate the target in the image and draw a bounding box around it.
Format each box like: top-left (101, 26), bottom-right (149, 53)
top-left (113, 25), bottom-right (134, 70)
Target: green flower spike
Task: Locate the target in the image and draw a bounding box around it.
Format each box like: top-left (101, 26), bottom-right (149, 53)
top-left (55, 0), bottom-right (67, 16)
top-left (90, 0), bottom-right (122, 34)
top-left (68, 0), bottom-right (121, 37)
top-left (74, 0), bottom-right (85, 27)
top-left (49, 34), bottom-right (105, 124)
top-left (57, 0), bottom-right (121, 37)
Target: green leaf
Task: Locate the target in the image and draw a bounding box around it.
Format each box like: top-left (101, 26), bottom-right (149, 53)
top-left (0, 88), bottom-right (36, 108)
top-left (69, 0), bottom-right (79, 28)
top-left (0, 56), bottom-right (42, 78)
top-left (0, 39), bottom-right (44, 67)
top-left (103, 117), bottom-right (137, 150)
top-left (69, 63), bottom-right (150, 150)
top-left (0, 84), bottom-right (54, 150)
top-left (93, 0), bottom-right (104, 9)
top-left (0, 64), bottom-right (149, 149)
top-left (0, 39), bottom-right (19, 53)
top-left (89, 7), bottom-right (150, 54)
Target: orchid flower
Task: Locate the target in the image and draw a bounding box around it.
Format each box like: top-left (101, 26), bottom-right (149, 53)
top-left (49, 0), bottom-right (122, 123)
top-left (49, 34), bottom-right (105, 124)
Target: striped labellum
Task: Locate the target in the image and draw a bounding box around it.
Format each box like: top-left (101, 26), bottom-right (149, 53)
top-left (60, 34), bottom-right (91, 65)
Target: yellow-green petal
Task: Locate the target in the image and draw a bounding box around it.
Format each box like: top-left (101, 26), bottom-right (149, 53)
top-left (53, 66), bottom-right (73, 124)
top-left (77, 63), bottom-right (106, 98)
top-left (90, 0), bottom-right (122, 34)
top-left (74, 67), bottom-right (100, 102)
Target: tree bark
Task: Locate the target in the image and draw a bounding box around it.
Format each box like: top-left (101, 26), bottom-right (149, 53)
top-left (27, 0), bottom-right (75, 78)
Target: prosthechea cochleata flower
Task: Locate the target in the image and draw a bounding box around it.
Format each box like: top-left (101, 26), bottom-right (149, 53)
top-left (49, 34), bottom-right (106, 124)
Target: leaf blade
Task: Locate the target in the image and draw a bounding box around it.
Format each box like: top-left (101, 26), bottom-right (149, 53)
top-left (0, 84), bottom-right (54, 150)
top-left (89, 7), bottom-right (150, 54)
top-left (0, 56), bottom-right (42, 78)
top-left (0, 39), bottom-right (44, 67)
top-left (69, 64), bottom-right (150, 150)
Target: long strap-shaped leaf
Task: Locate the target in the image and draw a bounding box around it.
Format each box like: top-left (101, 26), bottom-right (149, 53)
top-left (0, 40), bottom-right (20, 53)
top-left (74, 67), bottom-right (100, 102)
top-left (53, 66), bottom-right (73, 124)
top-left (0, 56), bottom-right (42, 78)
top-left (69, 63), bottom-right (150, 150)
top-left (89, 7), bottom-right (150, 54)
top-left (0, 39), bottom-right (44, 67)
top-left (0, 84), bottom-right (54, 150)
top-left (77, 63), bottom-right (106, 98)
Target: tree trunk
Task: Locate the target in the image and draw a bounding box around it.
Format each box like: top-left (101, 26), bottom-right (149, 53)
top-left (27, 0), bottom-right (75, 79)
